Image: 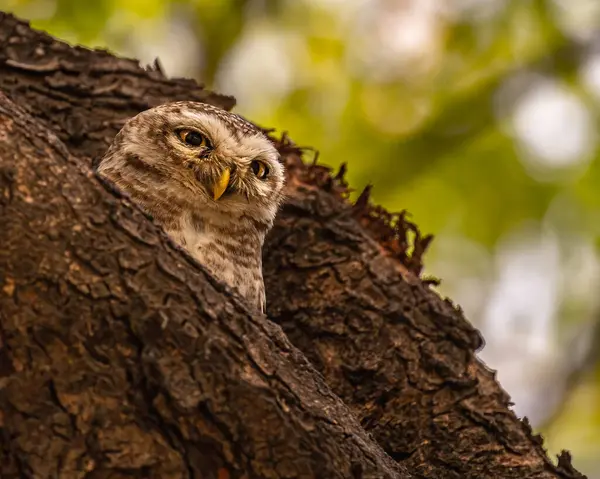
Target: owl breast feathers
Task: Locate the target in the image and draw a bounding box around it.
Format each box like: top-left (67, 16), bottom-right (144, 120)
top-left (96, 101), bottom-right (285, 313)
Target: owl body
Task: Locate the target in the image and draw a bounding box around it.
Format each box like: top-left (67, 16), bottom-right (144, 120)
top-left (96, 101), bottom-right (284, 313)
top-left (164, 209), bottom-right (266, 312)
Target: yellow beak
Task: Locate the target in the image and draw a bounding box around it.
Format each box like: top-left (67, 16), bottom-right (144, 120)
top-left (212, 167), bottom-right (231, 201)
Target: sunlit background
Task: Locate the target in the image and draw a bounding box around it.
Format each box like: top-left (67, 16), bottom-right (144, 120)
top-left (3, 0), bottom-right (600, 474)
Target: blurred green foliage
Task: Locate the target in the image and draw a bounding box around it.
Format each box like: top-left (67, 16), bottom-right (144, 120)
top-left (4, 0), bottom-right (600, 475)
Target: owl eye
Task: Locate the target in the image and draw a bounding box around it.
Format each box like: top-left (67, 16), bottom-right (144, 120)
top-left (250, 160), bottom-right (269, 179)
top-left (177, 129), bottom-right (210, 148)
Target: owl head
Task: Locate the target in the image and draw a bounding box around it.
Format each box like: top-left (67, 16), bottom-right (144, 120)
top-left (97, 101), bottom-right (285, 227)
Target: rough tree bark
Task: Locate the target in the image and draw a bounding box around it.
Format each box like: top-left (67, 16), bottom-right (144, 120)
top-left (0, 91), bottom-right (409, 478)
top-left (0, 12), bottom-right (587, 479)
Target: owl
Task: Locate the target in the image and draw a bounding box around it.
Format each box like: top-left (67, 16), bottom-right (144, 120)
top-left (96, 101), bottom-right (285, 313)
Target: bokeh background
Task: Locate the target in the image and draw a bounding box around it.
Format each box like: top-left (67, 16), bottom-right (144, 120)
top-left (3, 0), bottom-right (600, 474)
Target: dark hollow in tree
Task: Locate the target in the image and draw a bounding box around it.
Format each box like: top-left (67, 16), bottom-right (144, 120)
top-left (0, 12), bottom-right (586, 479)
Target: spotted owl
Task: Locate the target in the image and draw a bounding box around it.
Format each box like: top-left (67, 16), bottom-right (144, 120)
top-left (96, 101), bottom-right (285, 313)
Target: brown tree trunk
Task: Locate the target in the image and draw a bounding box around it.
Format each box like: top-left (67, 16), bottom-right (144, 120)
top-left (0, 91), bottom-right (408, 478)
top-left (0, 12), bottom-right (587, 479)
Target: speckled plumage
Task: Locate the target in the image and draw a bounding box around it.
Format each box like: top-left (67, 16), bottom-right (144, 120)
top-left (96, 101), bottom-right (285, 313)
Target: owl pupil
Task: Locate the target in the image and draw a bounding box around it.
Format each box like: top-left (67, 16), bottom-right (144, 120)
top-left (184, 131), bottom-right (204, 146)
top-left (251, 161), bottom-right (269, 179)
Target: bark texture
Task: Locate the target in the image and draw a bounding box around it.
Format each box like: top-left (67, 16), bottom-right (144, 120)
top-left (0, 11), bottom-right (587, 479)
top-left (0, 91), bottom-right (408, 478)
top-left (263, 173), bottom-right (580, 479)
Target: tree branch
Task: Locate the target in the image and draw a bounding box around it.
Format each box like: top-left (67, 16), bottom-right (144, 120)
top-left (0, 90), bottom-right (408, 478)
top-left (0, 12), bottom-right (586, 479)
